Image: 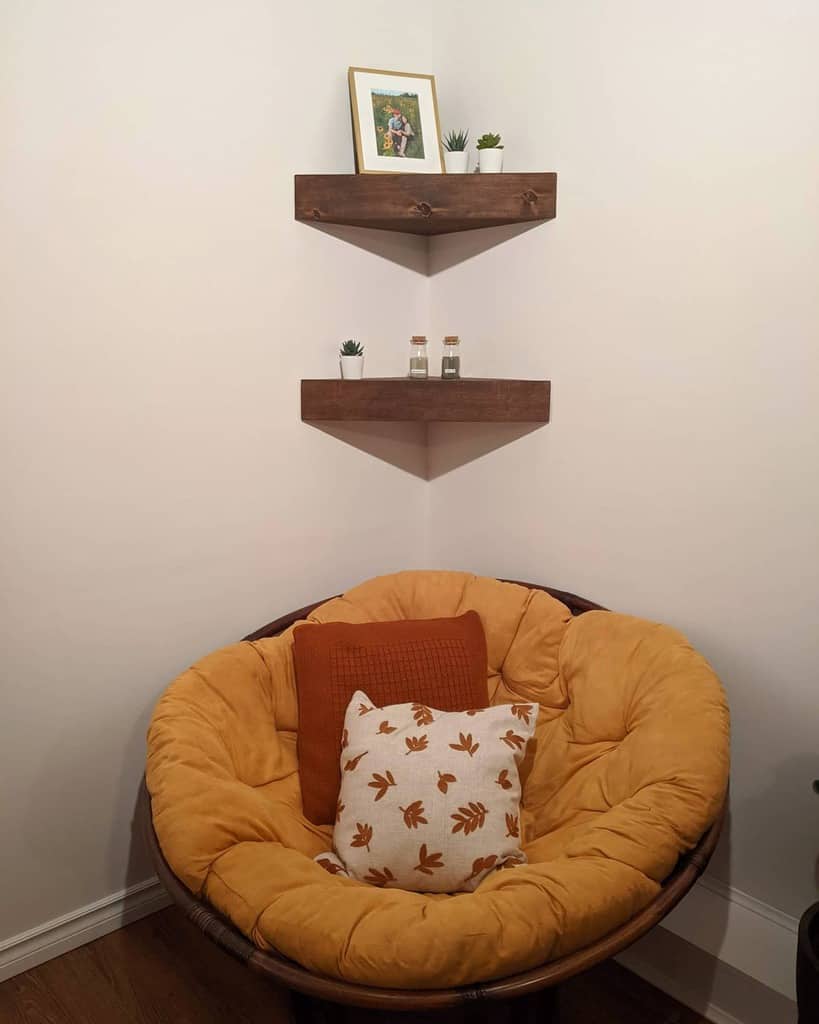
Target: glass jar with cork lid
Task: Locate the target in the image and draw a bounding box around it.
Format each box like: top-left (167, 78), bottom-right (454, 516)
top-left (408, 336), bottom-right (429, 379)
top-left (441, 336), bottom-right (461, 379)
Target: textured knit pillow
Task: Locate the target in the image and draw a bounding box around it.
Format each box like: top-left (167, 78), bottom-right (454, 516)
top-left (294, 612), bottom-right (489, 825)
top-left (316, 689), bottom-right (538, 893)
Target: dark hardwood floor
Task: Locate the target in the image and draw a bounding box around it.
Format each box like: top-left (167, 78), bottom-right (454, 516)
top-left (0, 907), bottom-right (710, 1024)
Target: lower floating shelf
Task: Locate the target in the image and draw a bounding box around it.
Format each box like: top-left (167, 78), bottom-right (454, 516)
top-left (301, 378), bottom-right (550, 423)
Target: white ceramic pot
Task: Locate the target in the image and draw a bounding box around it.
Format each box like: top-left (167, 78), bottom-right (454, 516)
top-left (340, 355), bottom-right (364, 380)
top-left (444, 150), bottom-right (470, 174)
top-left (478, 148), bottom-right (504, 173)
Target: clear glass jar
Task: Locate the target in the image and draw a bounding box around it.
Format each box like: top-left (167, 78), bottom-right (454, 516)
top-left (409, 336), bottom-right (429, 379)
top-left (441, 335), bottom-right (461, 379)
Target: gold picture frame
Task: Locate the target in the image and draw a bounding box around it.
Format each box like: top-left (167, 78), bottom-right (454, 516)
top-left (348, 66), bottom-right (445, 174)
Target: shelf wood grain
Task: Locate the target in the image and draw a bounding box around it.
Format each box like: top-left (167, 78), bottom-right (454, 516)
top-left (301, 378), bottom-right (551, 423)
top-left (294, 173), bottom-right (557, 235)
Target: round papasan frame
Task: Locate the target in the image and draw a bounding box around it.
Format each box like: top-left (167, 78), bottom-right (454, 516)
top-left (140, 580), bottom-right (725, 1015)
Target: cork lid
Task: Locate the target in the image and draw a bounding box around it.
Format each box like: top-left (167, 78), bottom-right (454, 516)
top-left (444, 335), bottom-right (460, 344)
top-left (411, 335), bottom-right (428, 343)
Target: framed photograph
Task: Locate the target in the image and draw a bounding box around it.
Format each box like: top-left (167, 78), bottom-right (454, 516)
top-left (348, 66), bottom-right (444, 174)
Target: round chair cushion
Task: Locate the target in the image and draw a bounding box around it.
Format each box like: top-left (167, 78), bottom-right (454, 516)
top-left (146, 571), bottom-right (729, 989)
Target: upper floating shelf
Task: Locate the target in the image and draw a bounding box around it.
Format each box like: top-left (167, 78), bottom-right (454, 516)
top-left (301, 378), bottom-right (551, 423)
top-left (294, 173), bottom-right (557, 235)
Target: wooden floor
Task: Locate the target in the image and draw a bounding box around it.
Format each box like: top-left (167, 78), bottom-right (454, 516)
top-left (0, 907), bottom-right (710, 1024)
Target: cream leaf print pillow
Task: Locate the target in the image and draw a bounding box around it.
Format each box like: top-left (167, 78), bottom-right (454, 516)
top-left (316, 689), bottom-right (537, 893)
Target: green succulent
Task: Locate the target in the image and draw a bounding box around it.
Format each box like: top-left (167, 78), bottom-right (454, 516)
top-left (339, 339), bottom-right (364, 356)
top-left (442, 129), bottom-right (469, 152)
top-left (476, 132), bottom-right (503, 150)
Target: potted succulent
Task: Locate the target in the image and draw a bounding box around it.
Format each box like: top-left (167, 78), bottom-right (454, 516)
top-left (477, 132), bottom-right (504, 173)
top-left (442, 129), bottom-right (470, 174)
top-left (339, 339), bottom-right (364, 379)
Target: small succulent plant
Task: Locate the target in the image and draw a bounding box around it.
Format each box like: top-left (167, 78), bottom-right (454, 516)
top-left (339, 339), bottom-right (364, 356)
top-left (476, 132), bottom-right (503, 150)
top-left (442, 129), bottom-right (469, 152)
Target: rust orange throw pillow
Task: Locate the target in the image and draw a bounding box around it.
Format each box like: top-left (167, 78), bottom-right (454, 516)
top-left (294, 612), bottom-right (489, 825)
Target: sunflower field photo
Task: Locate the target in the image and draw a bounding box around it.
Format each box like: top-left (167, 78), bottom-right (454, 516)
top-left (370, 89), bottom-right (425, 159)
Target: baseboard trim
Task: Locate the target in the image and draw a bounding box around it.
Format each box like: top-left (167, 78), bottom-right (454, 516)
top-left (0, 868), bottom-right (802, 1016)
top-left (661, 872), bottom-right (798, 1001)
top-left (619, 941), bottom-right (745, 1024)
top-left (618, 920), bottom-right (798, 1024)
top-left (0, 877), bottom-right (171, 983)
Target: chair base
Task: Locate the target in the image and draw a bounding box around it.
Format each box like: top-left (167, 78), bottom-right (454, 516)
top-left (291, 986), bottom-right (559, 1022)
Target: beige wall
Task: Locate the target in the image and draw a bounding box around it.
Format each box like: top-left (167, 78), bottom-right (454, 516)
top-left (430, 0), bottom-right (819, 920)
top-left (0, 0), bottom-right (433, 941)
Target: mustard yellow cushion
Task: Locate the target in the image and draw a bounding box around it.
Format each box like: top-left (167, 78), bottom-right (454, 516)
top-left (146, 571), bottom-right (729, 989)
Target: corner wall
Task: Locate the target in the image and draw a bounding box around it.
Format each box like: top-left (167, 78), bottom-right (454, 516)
top-left (429, 0), bottom-right (819, 1006)
top-left (0, 0), bottom-right (435, 948)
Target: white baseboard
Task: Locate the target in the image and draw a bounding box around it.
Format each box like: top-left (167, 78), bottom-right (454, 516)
top-left (0, 868), bottom-right (802, 1024)
top-left (618, 944), bottom-right (744, 1024)
top-left (616, 870), bottom-right (800, 1024)
top-left (662, 872), bottom-right (799, 1001)
top-left (0, 877), bottom-right (171, 983)
top-left (618, 921), bottom-right (798, 1024)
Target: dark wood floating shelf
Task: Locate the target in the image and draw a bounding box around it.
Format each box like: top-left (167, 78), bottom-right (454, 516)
top-left (301, 378), bottom-right (551, 423)
top-left (294, 173), bottom-right (557, 235)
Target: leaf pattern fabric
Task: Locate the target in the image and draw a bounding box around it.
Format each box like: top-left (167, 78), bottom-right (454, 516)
top-left (465, 855), bottom-right (497, 882)
top-left (343, 751), bottom-right (367, 772)
top-left (500, 730), bottom-right (526, 751)
top-left (318, 689), bottom-right (537, 894)
top-left (316, 856), bottom-right (346, 875)
top-left (315, 851), bottom-right (349, 877)
top-left (451, 801), bottom-right (488, 836)
top-left (405, 734), bottom-right (428, 754)
top-left (448, 732), bottom-right (479, 757)
top-left (368, 771), bottom-right (396, 801)
top-left (363, 866), bottom-right (396, 887)
top-left (350, 822), bottom-right (373, 851)
top-left (400, 800), bottom-right (428, 829)
top-left (412, 703), bottom-right (434, 727)
top-left (414, 844), bottom-right (444, 875)
top-left (511, 704), bottom-right (534, 725)
top-left (437, 771), bottom-right (456, 794)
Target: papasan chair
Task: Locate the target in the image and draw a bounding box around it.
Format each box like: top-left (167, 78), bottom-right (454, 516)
top-left (143, 571), bottom-right (729, 1021)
